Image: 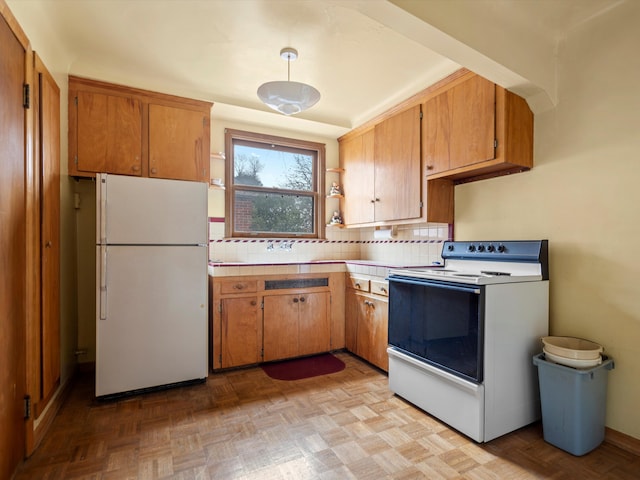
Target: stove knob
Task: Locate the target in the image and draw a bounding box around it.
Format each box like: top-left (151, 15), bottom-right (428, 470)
top-left (497, 244), bottom-right (506, 253)
top-left (447, 244), bottom-right (454, 251)
top-left (486, 244), bottom-right (495, 252)
top-left (467, 244), bottom-right (476, 252)
top-left (477, 244), bottom-right (485, 252)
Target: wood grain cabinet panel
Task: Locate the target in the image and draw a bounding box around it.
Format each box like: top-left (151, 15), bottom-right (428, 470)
top-left (263, 292), bottom-right (330, 362)
top-left (373, 104), bottom-right (422, 223)
top-left (423, 72), bottom-right (533, 183)
top-left (345, 277), bottom-right (389, 372)
top-left (148, 104), bottom-right (209, 182)
top-left (76, 91), bottom-right (143, 176)
top-left (220, 296), bottom-right (262, 369)
top-left (68, 76), bottom-right (212, 182)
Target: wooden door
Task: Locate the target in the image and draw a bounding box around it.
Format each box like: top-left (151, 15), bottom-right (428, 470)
top-left (298, 292), bottom-right (330, 356)
top-left (344, 289), bottom-right (361, 353)
top-left (424, 75), bottom-right (495, 175)
top-left (221, 297), bottom-right (261, 368)
top-left (0, 9), bottom-right (27, 478)
top-left (367, 296), bottom-right (389, 371)
top-left (423, 89), bottom-right (453, 175)
top-left (35, 54), bottom-right (60, 417)
top-left (76, 91), bottom-right (143, 175)
top-left (340, 129), bottom-right (375, 225)
top-left (148, 104), bottom-right (210, 182)
top-left (448, 75), bottom-right (495, 170)
top-left (263, 294), bottom-right (299, 361)
top-left (374, 105), bottom-right (421, 222)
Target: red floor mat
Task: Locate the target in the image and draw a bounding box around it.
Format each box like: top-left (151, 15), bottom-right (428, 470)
top-left (261, 353), bottom-right (345, 381)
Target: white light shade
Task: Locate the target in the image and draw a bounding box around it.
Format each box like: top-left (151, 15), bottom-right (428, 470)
top-left (257, 80), bottom-right (321, 116)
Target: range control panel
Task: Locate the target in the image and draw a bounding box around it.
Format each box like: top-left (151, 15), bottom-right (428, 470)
top-left (442, 240), bottom-right (549, 265)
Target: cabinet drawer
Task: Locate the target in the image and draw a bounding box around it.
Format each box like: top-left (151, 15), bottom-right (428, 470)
top-left (220, 280), bottom-right (258, 294)
top-left (348, 277), bottom-right (370, 292)
top-left (370, 280), bottom-right (389, 297)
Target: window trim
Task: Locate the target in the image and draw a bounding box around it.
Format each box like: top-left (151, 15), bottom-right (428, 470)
top-left (224, 128), bottom-right (326, 239)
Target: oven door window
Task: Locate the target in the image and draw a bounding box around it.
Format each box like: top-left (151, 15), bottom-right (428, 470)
top-left (388, 277), bottom-right (484, 383)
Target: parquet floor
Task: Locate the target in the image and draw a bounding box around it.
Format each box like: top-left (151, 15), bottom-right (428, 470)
top-left (14, 352), bottom-right (640, 479)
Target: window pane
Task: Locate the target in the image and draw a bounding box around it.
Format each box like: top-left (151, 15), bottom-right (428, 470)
top-left (234, 190), bottom-right (315, 234)
top-left (234, 144), bottom-right (313, 191)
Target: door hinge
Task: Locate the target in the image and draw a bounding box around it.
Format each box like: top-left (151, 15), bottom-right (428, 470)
top-left (218, 302), bottom-right (222, 313)
top-left (75, 95), bottom-right (78, 107)
top-left (419, 201), bottom-right (423, 208)
top-left (494, 139), bottom-right (498, 149)
top-left (23, 84), bottom-right (30, 109)
top-left (74, 155), bottom-right (78, 166)
top-left (419, 110), bottom-right (423, 119)
top-left (24, 395), bottom-right (31, 420)
top-left (260, 302), bottom-right (264, 310)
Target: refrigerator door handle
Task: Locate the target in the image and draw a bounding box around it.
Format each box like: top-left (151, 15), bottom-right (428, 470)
top-left (99, 246), bottom-right (108, 320)
top-left (98, 175), bottom-right (107, 244)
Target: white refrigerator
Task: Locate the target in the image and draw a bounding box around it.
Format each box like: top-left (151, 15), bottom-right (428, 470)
top-left (95, 173), bottom-right (208, 398)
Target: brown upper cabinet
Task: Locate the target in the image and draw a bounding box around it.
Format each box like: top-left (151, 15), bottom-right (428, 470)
top-left (68, 76), bottom-right (212, 182)
top-left (423, 72), bottom-right (533, 183)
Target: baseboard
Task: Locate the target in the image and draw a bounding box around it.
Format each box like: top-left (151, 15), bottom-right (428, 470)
top-left (28, 369), bottom-right (76, 455)
top-left (605, 427), bottom-right (640, 456)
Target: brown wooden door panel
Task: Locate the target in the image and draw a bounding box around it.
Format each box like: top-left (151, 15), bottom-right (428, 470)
top-left (221, 297), bottom-right (261, 368)
top-left (76, 91), bottom-right (143, 175)
top-left (374, 105), bottom-right (422, 222)
top-left (344, 289), bottom-right (360, 353)
top-left (298, 292), bottom-right (330, 356)
top-left (449, 75), bottom-right (495, 170)
top-left (38, 58), bottom-right (61, 413)
top-left (148, 104), bottom-right (209, 182)
top-left (340, 130), bottom-right (375, 225)
top-left (0, 11), bottom-right (27, 478)
top-left (423, 90), bottom-right (453, 174)
top-left (368, 296), bottom-right (389, 371)
top-left (263, 295), bottom-right (299, 362)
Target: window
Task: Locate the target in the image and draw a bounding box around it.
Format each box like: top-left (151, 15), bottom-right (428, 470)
top-left (225, 129), bottom-right (325, 238)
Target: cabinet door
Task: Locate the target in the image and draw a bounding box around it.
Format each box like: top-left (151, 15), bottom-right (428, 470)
top-left (221, 296), bottom-right (261, 368)
top-left (298, 292), bottom-right (330, 356)
top-left (36, 55), bottom-right (61, 415)
top-left (340, 129), bottom-right (375, 225)
top-left (263, 294), bottom-right (299, 361)
top-left (424, 75), bottom-right (495, 174)
top-left (148, 104), bottom-right (210, 182)
top-left (344, 289), bottom-right (361, 353)
top-left (76, 91), bottom-right (143, 175)
top-left (367, 296), bottom-right (389, 371)
top-left (374, 105), bottom-right (421, 222)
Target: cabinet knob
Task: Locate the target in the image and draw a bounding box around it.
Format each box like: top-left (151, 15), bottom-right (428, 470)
top-left (45, 241), bottom-right (52, 248)
top-left (233, 284), bottom-right (244, 290)
top-left (293, 297), bottom-right (299, 303)
top-left (355, 282), bottom-right (360, 288)
top-left (250, 300), bottom-right (256, 306)
top-left (132, 165), bottom-right (140, 172)
top-left (426, 165), bottom-right (434, 170)
top-left (380, 287), bottom-right (387, 294)
top-left (299, 297), bottom-right (305, 303)
top-left (370, 199), bottom-right (375, 204)
top-left (150, 167), bottom-right (157, 174)
top-left (375, 198), bottom-right (380, 202)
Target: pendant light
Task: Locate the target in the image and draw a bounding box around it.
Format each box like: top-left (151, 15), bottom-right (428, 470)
top-left (257, 47), bottom-right (321, 116)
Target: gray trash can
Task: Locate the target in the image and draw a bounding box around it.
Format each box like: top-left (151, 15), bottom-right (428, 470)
top-left (532, 353), bottom-right (614, 456)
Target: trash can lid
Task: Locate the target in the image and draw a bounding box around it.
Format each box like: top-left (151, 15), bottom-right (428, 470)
top-left (541, 336), bottom-right (603, 360)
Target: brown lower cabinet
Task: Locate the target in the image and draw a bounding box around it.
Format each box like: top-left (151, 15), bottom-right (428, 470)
top-left (345, 278), bottom-right (389, 371)
top-left (220, 296), bottom-right (262, 369)
top-left (263, 292), bottom-right (330, 362)
top-left (211, 273), bottom-right (342, 370)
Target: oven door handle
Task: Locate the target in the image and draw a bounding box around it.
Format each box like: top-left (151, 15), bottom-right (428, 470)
top-left (388, 276), bottom-right (481, 295)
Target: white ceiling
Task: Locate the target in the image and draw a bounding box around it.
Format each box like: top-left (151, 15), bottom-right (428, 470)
top-left (7, 0), bottom-right (623, 138)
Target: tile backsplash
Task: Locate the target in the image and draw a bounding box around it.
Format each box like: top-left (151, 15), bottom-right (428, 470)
top-left (209, 219), bottom-right (451, 266)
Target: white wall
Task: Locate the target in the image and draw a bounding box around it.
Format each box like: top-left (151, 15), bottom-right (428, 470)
top-left (454, 1), bottom-right (640, 439)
